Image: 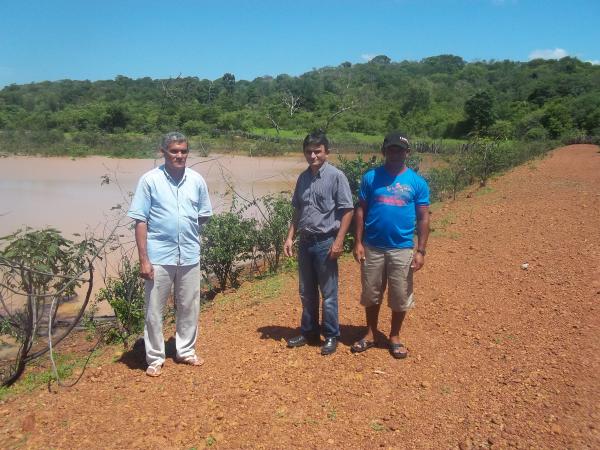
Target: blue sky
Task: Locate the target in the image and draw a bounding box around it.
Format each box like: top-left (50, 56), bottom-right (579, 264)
top-left (1, 0), bottom-right (598, 87)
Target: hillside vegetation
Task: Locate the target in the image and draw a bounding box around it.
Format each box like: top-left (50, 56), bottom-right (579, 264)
top-left (0, 55), bottom-right (599, 156)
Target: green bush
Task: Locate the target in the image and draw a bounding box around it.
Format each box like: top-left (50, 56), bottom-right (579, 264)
top-left (0, 228), bottom-right (95, 386)
top-left (335, 153), bottom-right (380, 203)
top-left (95, 259), bottom-right (145, 346)
top-left (463, 138), bottom-right (504, 186)
top-left (249, 139), bottom-right (284, 156)
top-left (201, 213), bottom-right (256, 290)
top-left (252, 194), bottom-right (294, 273)
top-left (424, 160), bottom-right (468, 202)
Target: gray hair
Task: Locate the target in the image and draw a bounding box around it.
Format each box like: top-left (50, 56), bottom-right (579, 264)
top-left (160, 131), bottom-right (188, 150)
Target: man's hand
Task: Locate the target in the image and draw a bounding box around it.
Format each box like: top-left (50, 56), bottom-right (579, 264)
top-left (411, 252), bottom-right (425, 271)
top-left (328, 240), bottom-right (344, 260)
top-left (283, 238), bottom-right (294, 258)
top-left (353, 242), bottom-right (366, 263)
top-left (139, 260), bottom-right (154, 280)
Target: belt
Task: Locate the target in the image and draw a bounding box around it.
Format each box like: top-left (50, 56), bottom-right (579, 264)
top-left (299, 231), bottom-right (337, 242)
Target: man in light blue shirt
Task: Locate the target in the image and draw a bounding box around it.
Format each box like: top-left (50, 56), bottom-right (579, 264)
top-left (128, 131), bottom-right (212, 377)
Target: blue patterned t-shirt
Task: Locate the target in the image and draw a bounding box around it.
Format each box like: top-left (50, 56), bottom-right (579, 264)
top-left (359, 166), bottom-right (429, 249)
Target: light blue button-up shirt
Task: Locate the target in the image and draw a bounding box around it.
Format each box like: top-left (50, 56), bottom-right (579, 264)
top-left (127, 165), bottom-right (212, 266)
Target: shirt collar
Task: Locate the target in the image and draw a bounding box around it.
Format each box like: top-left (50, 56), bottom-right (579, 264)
top-left (160, 165), bottom-right (187, 187)
top-left (309, 161), bottom-right (328, 178)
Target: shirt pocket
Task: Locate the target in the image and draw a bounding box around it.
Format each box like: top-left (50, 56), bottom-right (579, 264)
top-left (313, 190), bottom-right (335, 213)
top-left (181, 197), bottom-right (199, 221)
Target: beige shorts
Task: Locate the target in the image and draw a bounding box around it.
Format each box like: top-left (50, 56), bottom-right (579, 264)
top-left (360, 244), bottom-right (414, 312)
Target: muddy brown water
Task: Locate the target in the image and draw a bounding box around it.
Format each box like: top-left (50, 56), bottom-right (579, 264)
top-left (0, 153), bottom-right (308, 236)
top-left (0, 153), bottom-right (307, 327)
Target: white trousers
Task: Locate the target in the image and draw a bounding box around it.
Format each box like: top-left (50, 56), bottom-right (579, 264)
top-left (144, 264), bottom-right (200, 366)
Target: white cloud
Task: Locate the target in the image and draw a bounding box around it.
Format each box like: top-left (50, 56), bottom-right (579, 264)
top-left (528, 48), bottom-right (569, 60)
top-left (586, 60), bottom-right (600, 65)
top-left (361, 54), bottom-right (375, 62)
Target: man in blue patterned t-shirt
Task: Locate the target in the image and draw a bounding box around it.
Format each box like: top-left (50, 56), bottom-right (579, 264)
top-left (352, 132), bottom-right (430, 359)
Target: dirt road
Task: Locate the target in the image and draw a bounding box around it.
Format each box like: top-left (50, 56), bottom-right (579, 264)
top-left (1, 145), bottom-right (598, 449)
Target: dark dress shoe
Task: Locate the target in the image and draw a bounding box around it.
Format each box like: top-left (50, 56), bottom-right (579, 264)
top-left (321, 337), bottom-right (337, 355)
top-left (287, 335), bottom-right (309, 348)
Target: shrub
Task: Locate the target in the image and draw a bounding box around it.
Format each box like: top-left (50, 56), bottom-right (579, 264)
top-left (0, 228), bottom-right (95, 386)
top-left (424, 163), bottom-right (467, 202)
top-left (201, 213), bottom-right (256, 290)
top-left (249, 139), bottom-right (283, 156)
top-left (463, 138), bottom-right (504, 186)
top-left (335, 153), bottom-right (380, 203)
top-left (95, 259), bottom-right (145, 347)
top-left (252, 194), bottom-right (294, 273)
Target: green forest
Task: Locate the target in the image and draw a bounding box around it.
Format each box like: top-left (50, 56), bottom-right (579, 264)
top-left (0, 54), bottom-right (599, 156)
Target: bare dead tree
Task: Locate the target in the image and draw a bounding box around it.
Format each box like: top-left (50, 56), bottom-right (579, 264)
top-left (266, 113), bottom-right (281, 135)
top-left (207, 80), bottom-right (214, 104)
top-left (324, 103), bottom-right (355, 132)
top-left (160, 73), bottom-right (198, 106)
top-left (281, 91), bottom-right (302, 117)
top-left (160, 73), bottom-right (183, 104)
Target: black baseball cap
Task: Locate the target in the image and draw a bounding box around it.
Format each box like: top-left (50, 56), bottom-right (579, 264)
top-left (382, 132), bottom-right (410, 150)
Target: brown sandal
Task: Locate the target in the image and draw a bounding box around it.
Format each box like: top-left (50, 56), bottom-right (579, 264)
top-left (351, 338), bottom-right (376, 353)
top-left (389, 342), bottom-right (408, 359)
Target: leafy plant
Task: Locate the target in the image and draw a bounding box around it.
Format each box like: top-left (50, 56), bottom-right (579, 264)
top-left (463, 138), bottom-right (503, 187)
top-left (95, 259), bottom-right (145, 347)
top-left (335, 153), bottom-right (380, 203)
top-left (201, 213), bottom-right (255, 290)
top-left (425, 154), bottom-right (469, 202)
top-left (0, 228), bottom-right (95, 386)
top-left (251, 194), bottom-right (294, 273)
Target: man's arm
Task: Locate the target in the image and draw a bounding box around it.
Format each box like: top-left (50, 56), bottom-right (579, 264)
top-left (329, 208), bottom-right (353, 259)
top-left (352, 202), bottom-right (366, 263)
top-left (134, 220), bottom-right (154, 280)
top-left (283, 209), bottom-right (299, 257)
top-left (412, 205), bottom-right (430, 271)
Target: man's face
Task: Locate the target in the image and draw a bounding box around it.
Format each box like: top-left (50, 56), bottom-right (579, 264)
top-left (303, 144), bottom-right (329, 172)
top-left (162, 141), bottom-right (189, 172)
top-left (383, 145), bottom-right (409, 166)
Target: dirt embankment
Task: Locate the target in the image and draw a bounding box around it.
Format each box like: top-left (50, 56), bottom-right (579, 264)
top-left (0, 144), bottom-right (599, 449)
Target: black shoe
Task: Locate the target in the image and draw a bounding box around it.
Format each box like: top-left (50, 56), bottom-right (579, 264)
top-left (321, 337), bottom-right (337, 355)
top-left (287, 335), bottom-right (309, 348)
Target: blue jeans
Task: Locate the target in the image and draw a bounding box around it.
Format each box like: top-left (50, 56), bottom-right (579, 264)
top-left (297, 236), bottom-right (340, 338)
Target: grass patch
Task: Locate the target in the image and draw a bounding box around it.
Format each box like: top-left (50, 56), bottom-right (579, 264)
top-left (475, 186), bottom-right (494, 196)
top-left (430, 211), bottom-right (457, 238)
top-left (0, 350), bottom-right (102, 400)
top-left (370, 421), bottom-right (386, 432)
top-left (327, 408), bottom-right (338, 420)
top-left (207, 270), bottom-right (290, 313)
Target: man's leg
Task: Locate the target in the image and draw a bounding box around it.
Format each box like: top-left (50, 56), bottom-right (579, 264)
top-left (363, 304), bottom-right (382, 342)
top-left (173, 263), bottom-right (201, 361)
top-left (389, 311), bottom-right (407, 345)
top-left (297, 241), bottom-right (320, 338)
top-left (144, 265), bottom-right (174, 367)
top-left (314, 237), bottom-right (340, 339)
top-left (354, 245), bottom-right (386, 345)
top-left (387, 248), bottom-right (414, 358)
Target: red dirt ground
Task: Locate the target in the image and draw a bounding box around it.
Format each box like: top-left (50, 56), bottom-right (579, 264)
top-left (1, 144), bottom-right (599, 449)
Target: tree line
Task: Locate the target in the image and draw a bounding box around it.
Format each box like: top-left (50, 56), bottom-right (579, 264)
top-left (1, 54), bottom-right (599, 156)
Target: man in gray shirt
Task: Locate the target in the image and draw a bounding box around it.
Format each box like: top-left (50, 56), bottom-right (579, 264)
top-left (283, 130), bottom-right (354, 355)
